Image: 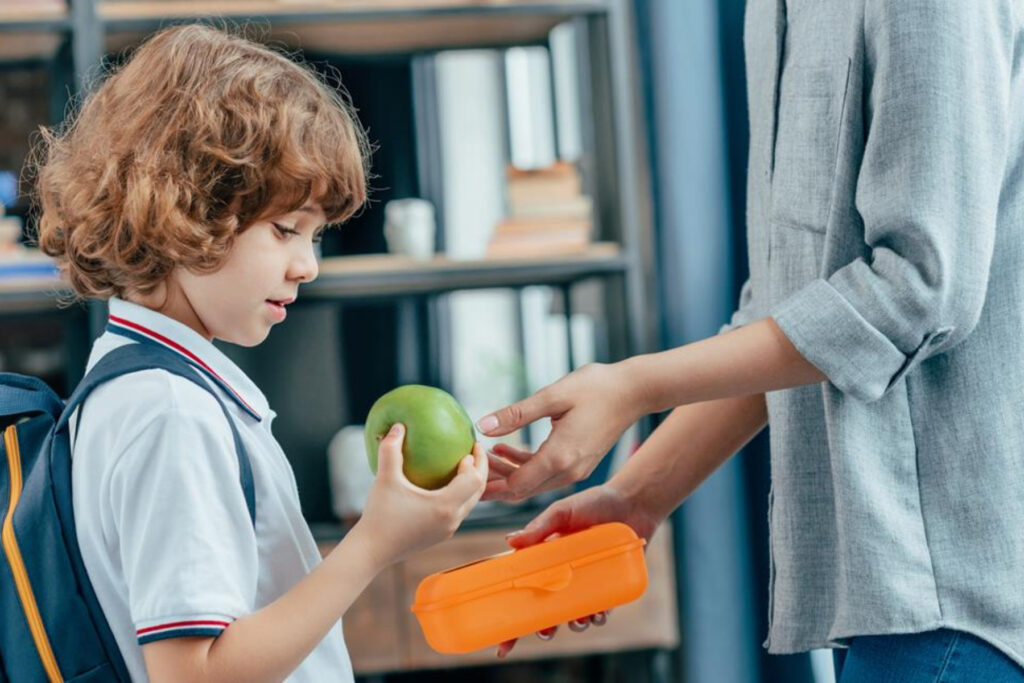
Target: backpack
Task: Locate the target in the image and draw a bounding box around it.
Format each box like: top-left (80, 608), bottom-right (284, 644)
top-left (0, 341), bottom-right (256, 682)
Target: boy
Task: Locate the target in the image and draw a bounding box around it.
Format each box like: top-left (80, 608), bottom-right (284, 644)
top-left (32, 24), bottom-right (487, 682)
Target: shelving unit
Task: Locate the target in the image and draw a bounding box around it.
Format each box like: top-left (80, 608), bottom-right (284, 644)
top-left (1, 0), bottom-right (657, 352)
top-left (0, 2), bottom-right (672, 679)
top-left (0, 243), bottom-right (625, 311)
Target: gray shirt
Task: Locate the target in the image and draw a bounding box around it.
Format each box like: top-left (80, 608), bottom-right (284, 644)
top-left (726, 0), bottom-right (1024, 665)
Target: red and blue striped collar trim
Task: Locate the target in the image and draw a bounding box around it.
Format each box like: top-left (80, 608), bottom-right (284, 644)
top-left (106, 315), bottom-right (263, 421)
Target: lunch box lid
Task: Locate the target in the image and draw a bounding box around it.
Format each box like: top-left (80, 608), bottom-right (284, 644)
top-left (411, 522), bottom-right (645, 613)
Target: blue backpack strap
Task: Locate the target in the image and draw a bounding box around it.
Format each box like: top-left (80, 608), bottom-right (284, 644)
top-left (56, 343), bottom-right (256, 526)
top-left (0, 373), bottom-right (63, 424)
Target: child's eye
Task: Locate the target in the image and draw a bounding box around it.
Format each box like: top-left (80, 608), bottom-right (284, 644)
top-left (273, 223), bottom-right (299, 239)
top-left (312, 230), bottom-right (324, 244)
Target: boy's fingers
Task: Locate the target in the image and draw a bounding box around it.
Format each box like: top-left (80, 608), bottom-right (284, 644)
top-left (376, 423), bottom-right (405, 478)
top-left (456, 446), bottom-right (489, 514)
top-left (442, 455), bottom-right (486, 504)
top-left (472, 442), bottom-right (489, 480)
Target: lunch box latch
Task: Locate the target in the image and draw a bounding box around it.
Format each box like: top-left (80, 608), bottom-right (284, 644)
top-left (513, 564), bottom-right (573, 592)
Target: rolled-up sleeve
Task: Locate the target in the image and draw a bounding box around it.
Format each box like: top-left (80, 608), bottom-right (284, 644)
top-left (773, 0), bottom-right (1012, 402)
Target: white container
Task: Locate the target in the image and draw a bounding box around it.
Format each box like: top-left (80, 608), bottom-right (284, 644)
top-left (383, 198), bottom-right (436, 260)
top-left (327, 425), bottom-right (375, 520)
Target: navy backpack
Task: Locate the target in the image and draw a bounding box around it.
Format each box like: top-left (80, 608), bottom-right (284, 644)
top-left (0, 341), bottom-right (255, 682)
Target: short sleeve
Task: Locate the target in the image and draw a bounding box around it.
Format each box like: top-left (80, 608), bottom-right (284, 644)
top-left (107, 391), bottom-right (258, 646)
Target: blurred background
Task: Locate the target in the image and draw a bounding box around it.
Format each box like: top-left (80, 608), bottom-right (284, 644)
top-left (0, 1), bottom-right (834, 681)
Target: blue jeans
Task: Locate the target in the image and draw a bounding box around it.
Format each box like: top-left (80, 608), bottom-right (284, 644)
top-left (833, 629), bottom-right (1024, 682)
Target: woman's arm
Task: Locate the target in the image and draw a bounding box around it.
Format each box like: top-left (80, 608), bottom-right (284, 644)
top-left (610, 392), bottom-right (769, 521)
top-left (481, 317), bottom-right (818, 501)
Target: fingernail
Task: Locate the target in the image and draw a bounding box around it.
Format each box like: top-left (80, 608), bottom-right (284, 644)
top-left (476, 415), bottom-right (499, 433)
top-left (568, 618), bottom-right (589, 632)
top-left (389, 424), bottom-right (402, 436)
top-left (505, 530), bottom-right (523, 539)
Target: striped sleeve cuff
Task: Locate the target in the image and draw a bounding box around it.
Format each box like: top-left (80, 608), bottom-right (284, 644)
top-left (136, 613), bottom-right (235, 645)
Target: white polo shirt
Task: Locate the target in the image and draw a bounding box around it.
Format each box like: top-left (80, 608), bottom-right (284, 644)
top-left (69, 297), bottom-right (354, 682)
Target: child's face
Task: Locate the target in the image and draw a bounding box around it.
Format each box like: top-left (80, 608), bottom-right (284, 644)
top-left (168, 202), bottom-right (325, 346)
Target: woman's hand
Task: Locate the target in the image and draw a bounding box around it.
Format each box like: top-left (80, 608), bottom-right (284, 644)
top-left (496, 612), bottom-right (610, 659)
top-left (354, 423), bottom-right (488, 568)
top-left (492, 482), bottom-right (664, 658)
top-left (477, 362), bottom-right (645, 502)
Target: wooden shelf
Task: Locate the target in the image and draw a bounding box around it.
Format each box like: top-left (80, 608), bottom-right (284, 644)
top-left (101, 0), bottom-right (607, 54)
top-left (99, 0), bottom-right (605, 22)
top-left (0, 3), bottom-right (68, 33)
top-left (304, 242), bottom-right (628, 300)
top-left (0, 243), bottom-right (627, 314)
top-left (320, 522), bottom-right (679, 673)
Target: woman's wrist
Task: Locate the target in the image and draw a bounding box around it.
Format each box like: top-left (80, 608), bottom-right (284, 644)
top-left (606, 468), bottom-right (667, 528)
top-left (617, 354), bottom-right (669, 417)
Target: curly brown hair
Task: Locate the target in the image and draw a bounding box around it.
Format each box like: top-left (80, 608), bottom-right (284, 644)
top-left (29, 23), bottom-right (369, 301)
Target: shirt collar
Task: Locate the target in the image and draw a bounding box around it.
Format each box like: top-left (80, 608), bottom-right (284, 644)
top-left (105, 297), bottom-right (268, 421)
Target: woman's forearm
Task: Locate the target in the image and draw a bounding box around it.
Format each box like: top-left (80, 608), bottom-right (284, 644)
top-left (610, 393), bottom-right (768, 522)
top-left (626, 317), bottom-right (824, 415)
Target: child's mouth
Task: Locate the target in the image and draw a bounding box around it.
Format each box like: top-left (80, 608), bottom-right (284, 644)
top-left (266, 299), bottom-right (289, 320)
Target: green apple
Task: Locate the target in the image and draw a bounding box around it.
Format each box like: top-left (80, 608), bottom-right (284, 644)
top-left (364, 384), bottom-right (476, 490)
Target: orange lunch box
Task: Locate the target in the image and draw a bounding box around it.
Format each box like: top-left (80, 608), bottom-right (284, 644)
top-left (411, 522), bottom-right (648, 654)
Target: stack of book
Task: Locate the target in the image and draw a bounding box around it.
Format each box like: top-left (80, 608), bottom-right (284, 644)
top-left (487, 161), bottom-right (592, 258)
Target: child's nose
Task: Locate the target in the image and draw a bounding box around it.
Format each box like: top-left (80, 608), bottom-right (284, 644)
top-left (290, 245), bottom-right (319, 283)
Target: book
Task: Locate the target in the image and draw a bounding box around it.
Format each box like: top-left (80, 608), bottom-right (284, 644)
top-left (492, 216), bottom-right (590, 236)
top-left (485, 235), bottom-right (590, 259)
top-left (508, 194), bottom-right (592, 221)
top-left (493, 160), bottom-right (593, 257)
top-left (506, 161), bottom-right (582, 204)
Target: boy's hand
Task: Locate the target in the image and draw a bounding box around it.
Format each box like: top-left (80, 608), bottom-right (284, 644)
top-left (492, 482), bottom-right (662, 658)
top-left (355, 423), bottom-right (487, 568)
